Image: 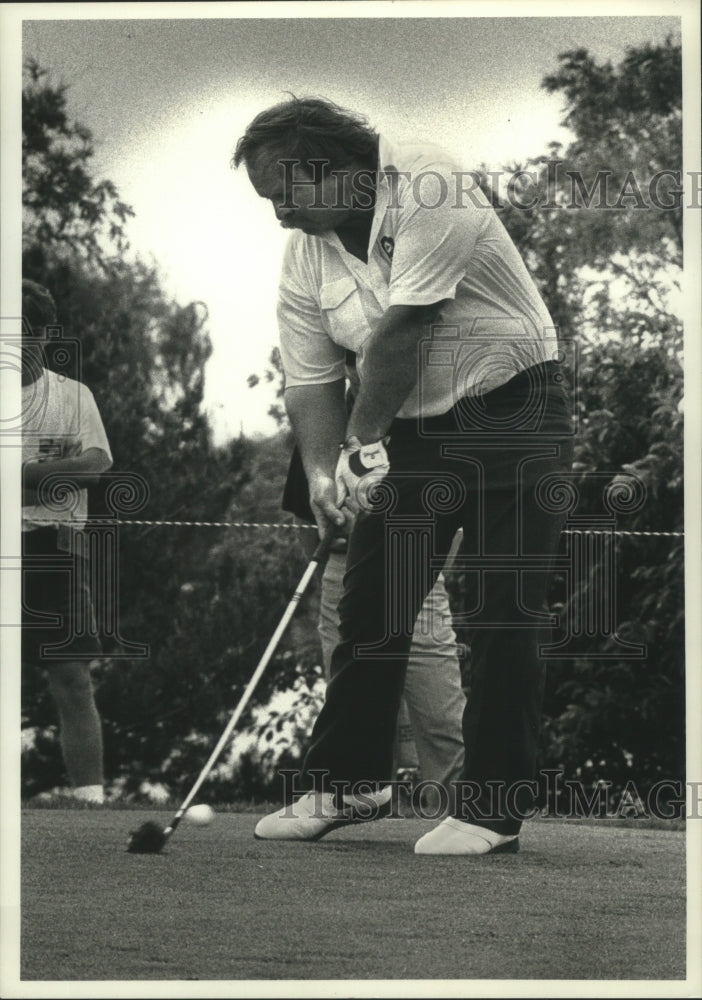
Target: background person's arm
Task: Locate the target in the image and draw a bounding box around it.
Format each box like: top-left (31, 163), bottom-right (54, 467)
top-left (23, 447), bottom-right (113, 503)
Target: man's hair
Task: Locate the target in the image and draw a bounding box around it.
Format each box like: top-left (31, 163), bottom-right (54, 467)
top-left (22, 279), bottom-right (57, 336)
top-left (233, 96), bottom-right (378, 175)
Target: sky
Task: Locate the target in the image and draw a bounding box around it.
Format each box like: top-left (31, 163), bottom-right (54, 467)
top-left (16, 6), bottom-right (685, 441)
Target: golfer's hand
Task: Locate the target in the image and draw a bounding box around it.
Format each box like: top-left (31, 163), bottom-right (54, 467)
top-left (308, 472), bottom-right (352, 540)
top-left (335, 436), bottom-right (391, 515)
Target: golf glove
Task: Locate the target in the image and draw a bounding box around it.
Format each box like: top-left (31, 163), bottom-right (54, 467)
top-left (335, 435), bottom-right (391, 514)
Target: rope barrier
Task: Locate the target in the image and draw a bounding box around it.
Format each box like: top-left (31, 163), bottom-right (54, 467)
top-left (111, 520), bottom-right (309, 530)
top-left (564, 529), bottom-right (683, 538)
top-left (83, 518), bottom-right (684, 539)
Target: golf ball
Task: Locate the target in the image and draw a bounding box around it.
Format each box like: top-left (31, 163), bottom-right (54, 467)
top-left (186, 804), bottom-right (215, 826)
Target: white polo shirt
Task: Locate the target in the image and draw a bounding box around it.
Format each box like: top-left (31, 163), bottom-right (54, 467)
top-left (22, 369), bottom-right (113, 531)
top-left (277, 134), bottom-right (559, 419)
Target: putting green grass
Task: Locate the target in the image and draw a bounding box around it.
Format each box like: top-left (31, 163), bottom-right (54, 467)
top-left (19, 810), bottom-right (685, 982)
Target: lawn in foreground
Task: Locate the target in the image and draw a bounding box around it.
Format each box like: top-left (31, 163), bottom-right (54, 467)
top-left (20, 809), bottom-right (685, 982)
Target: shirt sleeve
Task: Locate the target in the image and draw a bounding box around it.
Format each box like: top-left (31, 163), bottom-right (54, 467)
top-left (277, 238), bottom-right (345, 388)
top-left (388, 163), bottom-right (489, 308)
top-left (76, 383), bottom-right (113, 463)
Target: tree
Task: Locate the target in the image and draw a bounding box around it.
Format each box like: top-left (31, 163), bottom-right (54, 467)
top-left (490, 39), bottom-right (684, 807)
top-left (490, 38), bottom-right (682, 349)
top-left (542, 39), bottom-right (682, 257)
top-left (22, 59), bottom-right (134, 269)
top-left (247, 346), bottom-right (288, 428)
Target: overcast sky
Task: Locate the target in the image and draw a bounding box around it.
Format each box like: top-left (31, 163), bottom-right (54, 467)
top-left (19, 7), bottom-right (683, 440)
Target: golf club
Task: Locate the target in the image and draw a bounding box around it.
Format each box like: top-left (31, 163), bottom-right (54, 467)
top-left (127, 525), bottom-right (337, 854)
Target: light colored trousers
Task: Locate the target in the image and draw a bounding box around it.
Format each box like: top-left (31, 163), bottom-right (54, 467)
top-left (318, 548), bottom-right (466, 793)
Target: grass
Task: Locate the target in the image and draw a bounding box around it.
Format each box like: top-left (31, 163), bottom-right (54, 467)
top-left (21, 794), bottom-right (687, 829)
top-left (16, 807), bottom-right (687, 983)
top-left (20, 796), bottom-right (278, 813)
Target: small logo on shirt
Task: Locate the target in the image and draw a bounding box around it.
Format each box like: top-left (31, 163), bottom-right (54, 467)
top-left (380, 237), bottom-right (395, 260)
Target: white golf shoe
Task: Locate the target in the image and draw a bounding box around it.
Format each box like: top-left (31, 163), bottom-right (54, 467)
top-left (254, 786), bottom-right (393, 841)
top-left (414, 817), bottom-right (519, 855)
top-left (30, 785), bottom-right (105, 806)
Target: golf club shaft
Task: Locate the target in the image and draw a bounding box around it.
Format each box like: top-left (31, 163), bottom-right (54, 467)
top-left (163, 527), bottom-right (337, 837)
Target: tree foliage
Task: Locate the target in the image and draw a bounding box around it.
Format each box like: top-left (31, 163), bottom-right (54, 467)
top-left (493, 38), bottom-right (684, 805)
top-left (491, 37), bottom-right (682, 349)
top-left (247, 346), bottom-right (288, 428)
top-left (22, 59), bottom-right (134, 269)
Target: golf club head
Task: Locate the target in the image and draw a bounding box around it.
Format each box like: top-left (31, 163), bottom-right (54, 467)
top-left (126, 820), bottom-right (167, 854)
top-left (122, 536), bottom-right (331, 859)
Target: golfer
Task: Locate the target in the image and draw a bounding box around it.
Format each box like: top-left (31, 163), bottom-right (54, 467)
top-left (234, 97), bottom-right (574, 854)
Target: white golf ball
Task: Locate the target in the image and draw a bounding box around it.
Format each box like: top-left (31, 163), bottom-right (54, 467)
top-left (185, 804), bottom-right (215, 826)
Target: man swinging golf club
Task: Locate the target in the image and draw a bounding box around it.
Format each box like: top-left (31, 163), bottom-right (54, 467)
top-left (234, 96), bottom-right (574, 855)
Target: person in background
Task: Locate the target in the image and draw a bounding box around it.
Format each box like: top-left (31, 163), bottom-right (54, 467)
top-left (21, 279), bottom-right (113, 805)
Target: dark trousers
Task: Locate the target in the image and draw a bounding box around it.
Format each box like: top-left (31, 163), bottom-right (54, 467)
top-left (303, 362), bottom-right (575, 834)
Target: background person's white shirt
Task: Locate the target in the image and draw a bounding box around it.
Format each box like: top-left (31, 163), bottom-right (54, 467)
top-left (277, 135), bottom-right (558, 419)
top-left (22, 369), bottom-right (113, 531)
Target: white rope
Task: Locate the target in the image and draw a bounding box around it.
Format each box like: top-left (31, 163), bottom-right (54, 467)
top-left (111, 519), bottom-right (311, 530)
top-left (81, 519), bottom-right (684, 539)
top-left (563, 529), bottom-right (683, 538)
